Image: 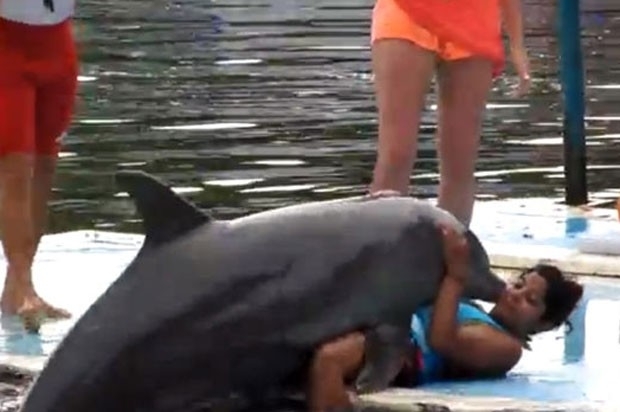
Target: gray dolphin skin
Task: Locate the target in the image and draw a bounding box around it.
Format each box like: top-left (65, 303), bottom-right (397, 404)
top-left (20, 170), bottom-right (506, 412)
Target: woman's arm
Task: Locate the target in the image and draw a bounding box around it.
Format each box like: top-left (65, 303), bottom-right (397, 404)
top-left (500, 0), bottom-right (531, 95)
top-left (436, 323), bottom-right (523, 377)
top-left (428, 227), bottom-right (522, 376)
top-left (499, 0), bottom-right (525, 49)
top-left (307, 332), bottom-right (366, 412)
top-left (427, 272), bottom-right (466, 353)
top-left (428, 276), bottom-right (522, 376)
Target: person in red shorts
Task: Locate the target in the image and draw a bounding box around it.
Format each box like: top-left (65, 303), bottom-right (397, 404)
top-left (0, 0), bottom-right (78, 327)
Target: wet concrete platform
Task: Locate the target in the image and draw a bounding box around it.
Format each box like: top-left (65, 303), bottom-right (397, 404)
top-left (1, 198), bottom-right (620, 411)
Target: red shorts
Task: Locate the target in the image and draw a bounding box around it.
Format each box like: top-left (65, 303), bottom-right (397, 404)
top-left (0, 16), bottom-right (78, 156)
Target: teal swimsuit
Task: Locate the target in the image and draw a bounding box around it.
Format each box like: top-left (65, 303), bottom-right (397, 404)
top-left (410, 300), bottom-right (506, 384)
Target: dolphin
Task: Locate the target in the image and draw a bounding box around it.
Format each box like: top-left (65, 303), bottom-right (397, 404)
top-left (19, 170), bottom-right (506, 412)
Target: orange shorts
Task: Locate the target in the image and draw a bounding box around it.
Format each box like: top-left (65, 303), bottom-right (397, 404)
top-left (371, 0), bottom-right (504, 76)
top-left (0, 17), bottom-right (78, 156)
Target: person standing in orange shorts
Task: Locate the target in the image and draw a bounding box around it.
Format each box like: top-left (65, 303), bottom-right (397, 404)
top-left (0, 0), bottom-right (78, 327)
top-left (369, 0), bottom-right (531, 227)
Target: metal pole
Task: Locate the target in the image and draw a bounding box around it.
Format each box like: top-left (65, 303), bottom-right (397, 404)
top-left (557, 0), bottom-right (588, 206)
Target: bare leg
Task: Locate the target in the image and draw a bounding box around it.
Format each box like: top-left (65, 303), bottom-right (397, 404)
top-left (0, 153), bottom-right (36, 315)
top-left (369, 39), bottom-right (436, 195)
top-left (29, 154), bottom-right (70, 319)
top-left (31, 155), bottom-right (57, 262)
top-left (10, 46), bottom-right (81, 326)
top-left (0, 153), bottom-right (69, 330)
top-left (435, 57), bottom-right (494, 226)
top-left (0, 78), bottom-right (43, 325)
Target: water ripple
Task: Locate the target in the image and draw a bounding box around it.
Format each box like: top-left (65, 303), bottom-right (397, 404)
top-left (47, 0), bottom-right (620, 232)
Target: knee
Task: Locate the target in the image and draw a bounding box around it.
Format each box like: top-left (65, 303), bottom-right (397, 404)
top-left (0, 153), bottom-right (33, 172)
top-left (34, 156), bottom-right (57, 175)
top-left (0, 157), bottom-right (33, 198)
top-left (313, 341), bottom-right (344, 367)
top-left (312, 333), bottom-right (365, 372)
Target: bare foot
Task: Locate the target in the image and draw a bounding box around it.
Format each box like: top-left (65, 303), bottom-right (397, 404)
top-left (1, 280), bottom-right (70, 333)
top-left (18, 295), bottom-right (71, 333)
top-left (366, 189), bottom-right (403, 199)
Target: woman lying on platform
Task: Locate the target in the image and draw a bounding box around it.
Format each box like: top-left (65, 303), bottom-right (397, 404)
top-left (307, 226), bottom-right (584, 412)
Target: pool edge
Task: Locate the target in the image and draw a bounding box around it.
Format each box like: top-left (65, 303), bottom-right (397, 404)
top-left (0, 354), bottom-right (46, 374)
top-left (357, 388), bottom-right (611, 412)
top-left (0, 361), bottom-right (609, 412)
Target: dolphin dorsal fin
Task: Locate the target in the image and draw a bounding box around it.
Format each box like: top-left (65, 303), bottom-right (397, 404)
top-left (115, 170), bottom-right (211, 248)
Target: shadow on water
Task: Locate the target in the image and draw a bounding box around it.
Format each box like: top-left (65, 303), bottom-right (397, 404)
top-left (49, 0), bottom-right (620, 233)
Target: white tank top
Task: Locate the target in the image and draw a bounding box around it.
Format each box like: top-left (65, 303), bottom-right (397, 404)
top-left (0, 0), bottom-right (75, 26)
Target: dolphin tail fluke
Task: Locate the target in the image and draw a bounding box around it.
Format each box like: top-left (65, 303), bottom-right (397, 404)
top-left (115, 170), bottom-right (211, 248)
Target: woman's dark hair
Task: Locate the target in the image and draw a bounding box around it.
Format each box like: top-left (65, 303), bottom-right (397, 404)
top-left (523, 263), bottom-right (584, 329)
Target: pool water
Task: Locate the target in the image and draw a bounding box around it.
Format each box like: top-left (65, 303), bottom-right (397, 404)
top-left (0, 229), bottom-right (619, 406)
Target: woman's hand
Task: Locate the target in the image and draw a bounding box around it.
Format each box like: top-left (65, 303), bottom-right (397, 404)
top-left (439, 225), bottom-right (470, 284)
top-left (510, 45), bottom-right (532, 97)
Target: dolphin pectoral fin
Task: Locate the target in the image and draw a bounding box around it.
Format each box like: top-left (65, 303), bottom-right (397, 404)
top-left (354, 324), bottom-right (410, 394)
top-left (115, 170), bottom-right (212, 248)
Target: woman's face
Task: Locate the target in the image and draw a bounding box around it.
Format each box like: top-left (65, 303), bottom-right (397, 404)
top-left (491, 270), bottom-right (550, 336)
